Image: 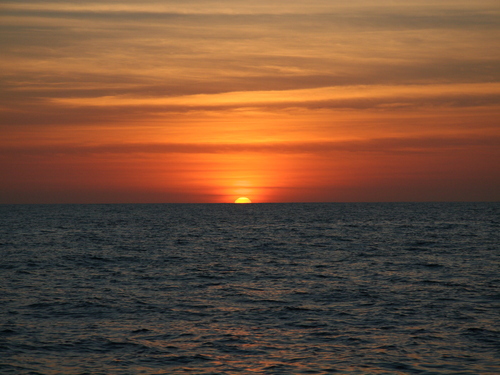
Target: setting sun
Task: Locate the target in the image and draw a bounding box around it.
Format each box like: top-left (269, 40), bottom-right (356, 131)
top-left (234, 197), bottom-right (252, 204)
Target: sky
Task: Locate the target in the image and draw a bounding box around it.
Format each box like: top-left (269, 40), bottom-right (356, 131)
top-left (1, 0), bottom-right (499, 203)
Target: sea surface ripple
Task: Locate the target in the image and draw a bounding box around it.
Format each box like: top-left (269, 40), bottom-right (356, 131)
top-left (1, 203), bottom-right (499, 374)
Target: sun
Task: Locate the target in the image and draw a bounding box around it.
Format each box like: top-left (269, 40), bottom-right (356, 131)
top-left (234, 197), bottom-right (252, 204)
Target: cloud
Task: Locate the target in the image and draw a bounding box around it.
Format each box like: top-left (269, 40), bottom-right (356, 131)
top-left (2, 135), bottom-right (498, 157)
top-left (47, 82), bottom-right (500, 110)
top-left (2, 83), bottom-right (498, 130)
top-left (3, 59), bottom-right (499, 99)
top-left (2, 0), bottom-right (498, 119)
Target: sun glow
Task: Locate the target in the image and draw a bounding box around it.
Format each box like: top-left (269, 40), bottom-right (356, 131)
top-left (234, 197), bottom-right (252, 204)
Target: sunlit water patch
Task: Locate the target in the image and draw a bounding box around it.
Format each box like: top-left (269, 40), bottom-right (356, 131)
top-left (1, 203), bottom-right (499, 374)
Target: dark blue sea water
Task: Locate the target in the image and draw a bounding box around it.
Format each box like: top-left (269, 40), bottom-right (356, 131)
top-left (1, 203), bottom-right (499, 374)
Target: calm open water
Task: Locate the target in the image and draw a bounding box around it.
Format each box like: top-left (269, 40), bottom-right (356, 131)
top-left (1, 203), bottom-right (499, 374)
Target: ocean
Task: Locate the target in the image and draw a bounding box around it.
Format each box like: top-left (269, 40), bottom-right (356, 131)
top-left (1, 203), bottom-right (499, 374)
